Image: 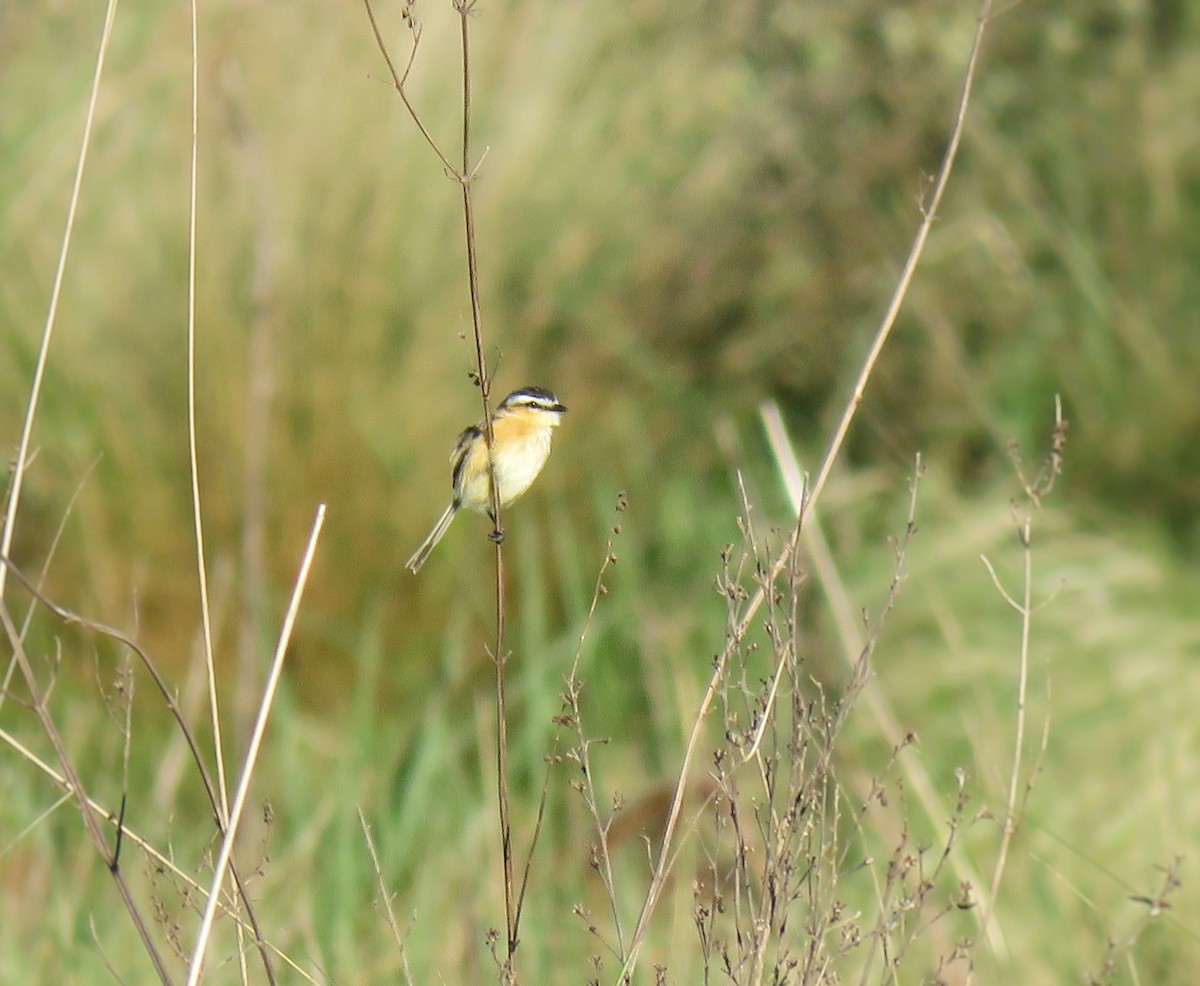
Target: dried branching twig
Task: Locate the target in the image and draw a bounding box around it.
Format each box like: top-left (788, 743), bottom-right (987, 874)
top-left (362, 1), bottom-right (522, 977)
top-left (690, 461), bottom-right (950, 986)
top-left (358, 807), bottom-right (417, 986)
top-left (760, 403), bottom-right (999, 950)
top-left (0, 718), bottom-right (320, 984)
top-left (1085, 856), bottom-right (1183, 985)
top-left (978, 397), bottom-right (1068, 937)
top-left (524, 495), bottom-right (627, 948)
top-left (1, 557), bottom-right (282, 984)
top-left (1, 601), bottom-right (174, 985)
top-left (619, 3), bottom-right (998, 979)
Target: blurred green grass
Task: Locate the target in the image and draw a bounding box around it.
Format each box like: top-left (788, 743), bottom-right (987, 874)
top-left (3, 0), bottom-right (1200, 982)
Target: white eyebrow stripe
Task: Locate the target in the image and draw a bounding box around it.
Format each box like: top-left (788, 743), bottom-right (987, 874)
top-left (502, 389), bottom-right (562, 410)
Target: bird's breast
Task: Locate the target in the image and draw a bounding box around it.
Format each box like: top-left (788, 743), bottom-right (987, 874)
top-left (493, 427), bottom-right (553, 505)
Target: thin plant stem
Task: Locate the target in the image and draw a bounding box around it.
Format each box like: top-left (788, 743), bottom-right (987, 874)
top-left (358, 807), bottom-right (417, 986)
top-left (0, 787), bottom-right (73, 859)
top-left (759, 402), bottom-right (1002, 953)
top-left (362, 0), bottom-right (457, 174)
top-left (183, 6), bottom-right (247, 976)
top-left (361, 3), bottom-right (525, 973)
top-left (978, 521), bottom-right (1033, 934)
top-left (976, 396), bottom-right (1066, 938)
top-left (0, 721), bottom-right (316, 984)
top-left (185, 0), bottom-right (230, 829)
top-left (1, 557), bottom-right (280, 983)
top-left (1, 603), bottom-right (173, 985)
top-left (0, 0), bottom-right (119, 700)
top-left (518, 496), bottom-right (625, 956)
top-left (185, 503), bottom-right (326, 986)
top-left (455, 4), bottom-right (517, 967)
top-left (565, 519), bottom-right (626, 956)
top-left (618, 3), bottom-right (996, 979)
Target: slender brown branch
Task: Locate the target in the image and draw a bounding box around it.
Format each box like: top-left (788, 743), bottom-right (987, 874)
top-left (362, 0), bottom-right (458, 175)
top-left (450, 3), bottom-right (518, 975)
top-left (90, 913), bottom-right (134, 986)
top-left (1, 601), bottom-right (174, 986)
top-left (363, 1), bottom-right (516, 973)
top-left (0, 721), bottom-right (317, 984)
top-left (515, 494), bottom-right (625, 949)
top-left (2, 556), bottom-right (279, 985)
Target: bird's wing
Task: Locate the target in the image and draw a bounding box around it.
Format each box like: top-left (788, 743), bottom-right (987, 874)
top-left (450, 424), bottom-right (484, 492)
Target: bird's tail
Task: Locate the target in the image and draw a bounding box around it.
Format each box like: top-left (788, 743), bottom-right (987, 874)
top-left (405, 502), bottom-right (459, 573)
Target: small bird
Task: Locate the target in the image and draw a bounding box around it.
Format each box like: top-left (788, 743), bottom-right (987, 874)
top-left (405, 386), bottom-right (567, 573)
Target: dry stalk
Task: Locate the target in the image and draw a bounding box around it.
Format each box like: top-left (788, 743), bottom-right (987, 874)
top-left (184, 503), bottom-right (326, 986)
top-left (1087, 856), bottom-right (1184, 984)
top-left (706, 458), bottom-right (925, 985)
top-left (0, 0), bottom-right (118, 694)
top-left (619, 3), bottom-right (997, 979)
top-left (2, 557), bottom-right (281, 984)
top-left (521, 493), bottom-right (628, 959)
top-left (760, 402), bottom-right (1001, 954)
top-left (183, 0), bottom-right (230, 836)
top-left (180, 7), bottom-right (248, 975)
top-left (0, 720), bottom-right (319, 984)
top-left (361, 1), bottom-right (520, 976)
top-left (977, 397), bottom-right (1067, 938)
top-left (358, 806), bottom-right (417, 986)
top-left (1, 601), bottom-right (174, 985)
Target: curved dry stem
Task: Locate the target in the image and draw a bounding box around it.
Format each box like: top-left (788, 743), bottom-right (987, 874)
top-left (0, 723), bottom-right (320, 984)
top-left (977, 399), bottom-right (1066, 940)
top-left (2, 556), bottom-right (279, 984)
top-left (1, 602), bottom-right (174, 985)
top-left (183, 0), bottom-right (230, 836)
top-left (358, 807), bottom-right (417, 986)
top-left (519, 494), bottom-right (626, 959)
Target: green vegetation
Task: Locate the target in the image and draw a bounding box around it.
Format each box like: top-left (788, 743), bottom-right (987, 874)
top-left (2, 0), bottom-right (1198, 983)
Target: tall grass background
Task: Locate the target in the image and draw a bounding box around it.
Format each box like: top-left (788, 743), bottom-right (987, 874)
top-left (2, 0), bottom-right (1199, 982)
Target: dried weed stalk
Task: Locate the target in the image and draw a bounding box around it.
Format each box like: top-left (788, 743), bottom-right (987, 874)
top-left (620, 2), bottom-right (1000, 980)
top-left (692, 463), bottom-right (980, 985)
top-left (361, 2), bottom-right (521, 976)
